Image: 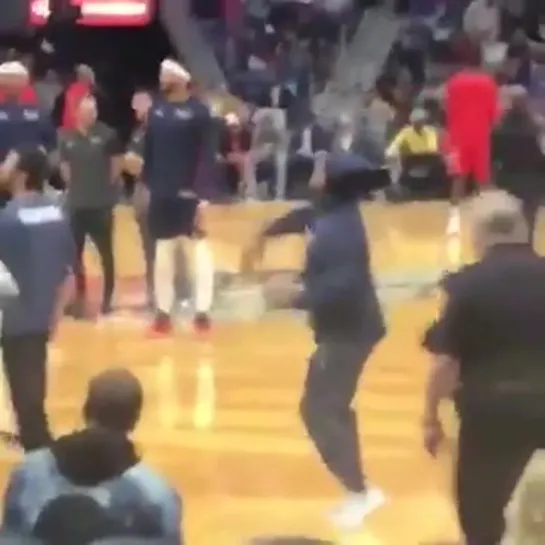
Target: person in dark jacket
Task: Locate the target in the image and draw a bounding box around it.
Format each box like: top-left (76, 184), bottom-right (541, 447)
top-left (422, 190), bottom-right (545, 545)
top-left (0, 146), bottom-right (74, 452)
top-left (262, 151), bottom-right (386, 529)
top-left (1, 368), bottom-right (182, 544)
top-left (492, 86), bottom-right (545, 247)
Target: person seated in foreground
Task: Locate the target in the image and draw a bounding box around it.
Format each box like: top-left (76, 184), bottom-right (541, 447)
top-left (1, 368), bottom-right (182, 544)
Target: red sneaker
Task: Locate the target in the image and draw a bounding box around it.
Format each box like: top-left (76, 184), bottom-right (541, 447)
top-left (193, 312), bottom-right (211, 336)
top-left (148, 313), bottom-right (173, 337)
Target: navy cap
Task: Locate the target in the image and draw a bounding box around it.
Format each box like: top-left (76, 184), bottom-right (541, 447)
top-left (325, 152), bottom-right (374, 184)
top-left (323, 151), bottom-right (386, 199)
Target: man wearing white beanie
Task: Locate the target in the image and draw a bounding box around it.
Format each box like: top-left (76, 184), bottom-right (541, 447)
top-left (138, 59), bottom-right (215, 336)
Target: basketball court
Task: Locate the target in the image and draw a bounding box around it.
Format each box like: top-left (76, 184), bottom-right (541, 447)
top-left (1, 200), bottom-right (535, 545)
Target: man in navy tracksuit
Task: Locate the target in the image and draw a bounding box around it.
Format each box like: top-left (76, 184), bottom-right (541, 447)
top-left (264, 152), bottom-right (387, 529)
top-left (0, 147), bottom-right (74, 451)
top-left (142, 59), bottom-right (215, 336)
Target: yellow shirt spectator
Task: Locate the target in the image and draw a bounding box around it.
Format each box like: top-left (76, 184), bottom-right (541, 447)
top-left (386, 124), bottom-right (439, 157)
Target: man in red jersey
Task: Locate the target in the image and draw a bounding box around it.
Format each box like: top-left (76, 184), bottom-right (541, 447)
top-left (444, 59), bottom-right (500, 239)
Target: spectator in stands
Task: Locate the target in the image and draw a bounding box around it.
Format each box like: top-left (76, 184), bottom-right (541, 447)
top-left (334, 115), bottom-right (385, 169)
top-left (386, 108), bottom-right (439, 158)
top-left (364, 85), bottom-right (396, 146)
top-left (492, 86), bottom-right (545, 247)
top-left (231, 54), bottom-right (275, 107)
top-left (1, 368), bottom-right (182, 543)
top-left (463, 0), bottom-right (500, 64)
top-left (219, 112), bottom-right (252, 196)
top-left (395, 20), bottom-right (430, 88)
top-left (386, 108), bottom-right (442, 196)
top-left (248, 109), bottom-right (288, 199)
top-left (62, 64), bottom-right (94, 131)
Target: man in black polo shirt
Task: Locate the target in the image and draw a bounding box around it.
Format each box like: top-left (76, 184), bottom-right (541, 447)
top-left (0, 147), bottom-right (74, 451)
top-left (59, 95), bottom-right (123, 318)
top-left (422, 190), bottom-right (545, 545)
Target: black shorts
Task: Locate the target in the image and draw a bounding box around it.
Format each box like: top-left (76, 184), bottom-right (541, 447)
top-left (148, 195), bottom-right (198, 240)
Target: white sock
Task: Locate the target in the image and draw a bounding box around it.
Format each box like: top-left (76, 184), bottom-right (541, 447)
top-left (446, 232), bottom-right (462, 270)
top-left (447, 206), bottom-right (460, 235)
top-left (194, 238), bottom-right (214, 314)
top-left (154, 239), bottom-right (177, 314)
top-left (301, 127), bottom-right (312, 154)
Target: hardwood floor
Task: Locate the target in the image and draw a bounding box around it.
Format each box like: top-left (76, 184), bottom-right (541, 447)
top-left (2, 200), bottom-right (535, 545)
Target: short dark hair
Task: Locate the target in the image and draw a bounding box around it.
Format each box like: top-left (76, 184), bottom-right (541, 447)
top-left (16, 146), bottom-right (48, 192)
top-left (83, 368), bottom-right (143, 433)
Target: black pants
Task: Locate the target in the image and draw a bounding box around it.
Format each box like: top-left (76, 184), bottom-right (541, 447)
top-left (300, 340), bottom-right (372, 492)
top-left (69, 208), bottom-right (115, 309)
top-left (2, 332), bottom-right (50, 452)
top-left (456, 415), bottom-right (545, 545)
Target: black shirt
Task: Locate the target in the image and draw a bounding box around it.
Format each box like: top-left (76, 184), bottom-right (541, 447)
top-left (423, 245), bottom-right (545, 419)
top-left (59, 123), bottom-right (122, 210)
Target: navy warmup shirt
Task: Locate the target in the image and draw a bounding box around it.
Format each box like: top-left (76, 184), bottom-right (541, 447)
top-left (143, 96), bottom-right (212, 239)
top-left (0, 194), bottom-right (74, 336)
top-left (0, 102), bottom-right (56, 160)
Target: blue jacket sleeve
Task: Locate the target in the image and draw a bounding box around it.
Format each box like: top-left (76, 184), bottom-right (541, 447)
top-left (263, 206), bottom-right (315, 237)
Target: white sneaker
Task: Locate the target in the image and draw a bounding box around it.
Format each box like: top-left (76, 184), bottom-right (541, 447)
top-left (330, 487), bottom-right (386, 529)
top-left (447, 207), bottom-right (460, 236)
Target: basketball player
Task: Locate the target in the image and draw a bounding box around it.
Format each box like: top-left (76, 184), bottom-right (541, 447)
top-left (142, 59), bottom-right (215, 336)
top-left (0, 62), bottom-right (56, 205)
top-left (262, 152), bottom-right (386, 529)
top-left (444, 57), bottom-right (500, 242)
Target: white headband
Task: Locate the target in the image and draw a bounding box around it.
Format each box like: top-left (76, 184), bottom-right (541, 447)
top-left (0, 62), bottom-right (28, 77)
top-left (160, 59), bottom-right (191, 82)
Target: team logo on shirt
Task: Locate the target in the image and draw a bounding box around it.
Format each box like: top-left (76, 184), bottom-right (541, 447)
top-left (174, 108), bottom-right (192, 120)
top-left (0, 112), bottom-right (9, 121)
top-left (17, 205), bottom-right (62, 225)
top-left (23, 109), bottom-right (39, 120)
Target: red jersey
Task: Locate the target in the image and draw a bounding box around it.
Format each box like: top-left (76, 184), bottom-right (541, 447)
top-left (445, 70), bottom-right (499, 146)
top-left (0, 85), bottom-right (38, 104)
top-left (62, 81), bottom-right (90, 130)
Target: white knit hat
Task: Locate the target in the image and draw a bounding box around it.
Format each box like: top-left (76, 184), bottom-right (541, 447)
top-left (0, 62), bottom-right (28, 77)
top-left (160, 59), bottom-right (191, 82)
